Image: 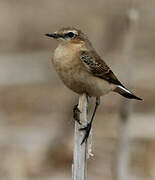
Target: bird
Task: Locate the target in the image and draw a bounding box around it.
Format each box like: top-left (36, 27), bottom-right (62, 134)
top-left (45, 27), bottom-right (142, 144)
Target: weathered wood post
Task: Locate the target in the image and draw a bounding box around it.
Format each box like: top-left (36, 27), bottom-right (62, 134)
top-left (72, 93), bottom-right (91, 180)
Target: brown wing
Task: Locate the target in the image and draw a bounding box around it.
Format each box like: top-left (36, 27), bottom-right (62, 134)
top-left (80, 50), bottom-right (123, 86)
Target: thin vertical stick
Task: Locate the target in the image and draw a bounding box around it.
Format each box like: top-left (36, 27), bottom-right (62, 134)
top-left (116, 8), bottom-right (139, 180)
top-left (72, 93), bottom-right (89, 180)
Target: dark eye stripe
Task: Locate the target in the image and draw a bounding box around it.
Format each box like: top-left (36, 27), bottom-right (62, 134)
top-left (65, 32), bottom-right (75, 38)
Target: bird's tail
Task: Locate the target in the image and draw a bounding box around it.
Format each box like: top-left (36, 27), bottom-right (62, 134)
top-left (114, 85), bottom-right (142, 100)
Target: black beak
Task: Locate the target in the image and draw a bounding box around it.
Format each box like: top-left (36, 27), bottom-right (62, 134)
top-left (45, 33), bottom-right (60, 38)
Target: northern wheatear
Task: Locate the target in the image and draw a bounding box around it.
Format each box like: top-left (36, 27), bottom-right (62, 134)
top-left (45, 27), bottom-right (142, 144)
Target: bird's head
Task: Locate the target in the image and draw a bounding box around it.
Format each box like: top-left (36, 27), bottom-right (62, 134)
top-left (45, 27), bottom-right (86, 43)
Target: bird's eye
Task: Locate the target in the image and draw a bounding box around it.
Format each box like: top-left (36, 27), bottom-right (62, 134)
top-left (66, 32), bottom-right (75, 38)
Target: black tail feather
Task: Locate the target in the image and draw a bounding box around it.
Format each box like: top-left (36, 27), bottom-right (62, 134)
top-left (120, 92), bottom-right (142, 100)
top-left (114, 86), bottom-right (142, 100)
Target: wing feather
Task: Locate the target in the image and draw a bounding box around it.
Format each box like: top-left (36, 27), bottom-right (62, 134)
top-left (80, 50), bottom-right (123, 86)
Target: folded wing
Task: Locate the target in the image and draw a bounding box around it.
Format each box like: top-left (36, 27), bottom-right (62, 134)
top-left (80, 50), bottom-right (123, 86)
top-left (80, 50), bottom-right (142, 100)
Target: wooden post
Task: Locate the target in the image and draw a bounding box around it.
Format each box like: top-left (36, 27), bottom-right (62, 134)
top-left (72, 93), bottom-right (89, 180)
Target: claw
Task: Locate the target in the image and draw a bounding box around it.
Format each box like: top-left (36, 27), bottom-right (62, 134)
top-left (73, 104), bottom-right (81, 125)
top-left (79, 123), bottom-right (92, 145)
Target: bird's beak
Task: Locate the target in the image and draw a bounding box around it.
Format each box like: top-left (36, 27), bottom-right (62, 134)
top-left (45, 33), bottom-right (60, 39)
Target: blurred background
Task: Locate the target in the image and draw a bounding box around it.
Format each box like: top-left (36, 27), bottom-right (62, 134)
top-left (0, 0), bottom-right (154, 179)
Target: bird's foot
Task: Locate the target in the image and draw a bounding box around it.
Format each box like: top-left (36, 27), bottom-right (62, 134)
top-left (73, 104), bottom-right (81, 125)
top-left (79, 123), bottom-right (92, 145)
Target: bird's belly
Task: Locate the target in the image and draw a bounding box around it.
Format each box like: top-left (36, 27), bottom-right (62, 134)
top-left (52, 45), bottom-right (115, 97)
top-left (56, 65), bottom-right (115, 97)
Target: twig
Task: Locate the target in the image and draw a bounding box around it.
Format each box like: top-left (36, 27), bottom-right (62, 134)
top-left (116, 8), bottom-right (139, 180)
top-left (72, 93), bottom-right (90, 180)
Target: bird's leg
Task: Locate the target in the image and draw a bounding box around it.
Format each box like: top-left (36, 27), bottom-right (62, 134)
top-left (73, 104), bottom-right (81, 125)
top-left (80, 97), bottom-right (100, 144)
